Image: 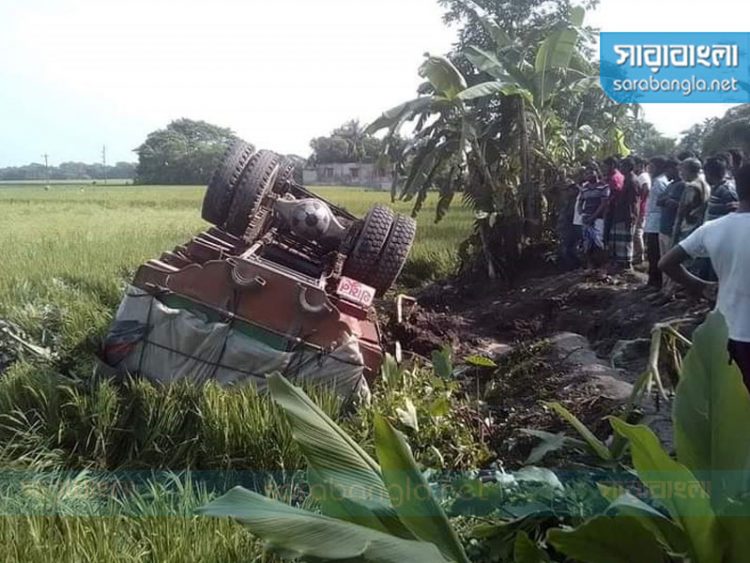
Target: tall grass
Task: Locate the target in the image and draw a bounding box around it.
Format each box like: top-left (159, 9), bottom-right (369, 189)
top-left (0, 469), bottom-right (269, 562)
top-left (0, 361), bottom-right (340, 472)
top-left (0, 360), bottom-right (486, 472)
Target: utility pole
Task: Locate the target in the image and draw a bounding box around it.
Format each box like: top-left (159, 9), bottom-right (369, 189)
top-left (102, 145), bottom-right (107, 185)
top-left (42, 153), bottom-right (50, 186)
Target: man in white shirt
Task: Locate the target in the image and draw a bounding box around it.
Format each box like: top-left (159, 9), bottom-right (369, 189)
top-left (634, 156), bottom-right (652, 265)
top-left (644, 157), bottom-right (670, 290)
top-left (659, 163), bottom-right (750, 389)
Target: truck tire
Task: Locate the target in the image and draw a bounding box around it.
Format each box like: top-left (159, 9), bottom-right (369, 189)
top-left (201, 139), bottom-right (255, 225)
top-left (224, 150), bottom-right (281, 237)
top-left (274, 157), bottom-right (297, 195)
top-left (343, 204), bottom-right (394, 285)
top-left (369, 213), bottom-right (417, 296)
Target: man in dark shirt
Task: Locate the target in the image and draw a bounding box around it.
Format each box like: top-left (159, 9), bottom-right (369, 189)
top-left (578, 164), bottom-right (610, 273)
top-left (705, 157), bottom-right (739, 222)
top-left (648, 159), bottom-right (684, 303)
top-left (697, 157), bottom-right (739, 280)
top-left (557, 180), bottom-right (582, 270)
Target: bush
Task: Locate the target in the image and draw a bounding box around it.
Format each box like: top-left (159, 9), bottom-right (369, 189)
top-left (350, 356), bottom-right (491, 470)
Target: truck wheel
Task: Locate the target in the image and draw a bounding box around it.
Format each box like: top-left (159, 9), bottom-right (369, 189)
top-left (273, 157), bottom-right (297, 195)
top-left (369, 213), bottom-right (417, 296)
top-left (343, 204), bottom-right (394, 285)
top-left (201, 139), bottom-right (255, 225)
top-left (224, 150), bottom-right (281, 237)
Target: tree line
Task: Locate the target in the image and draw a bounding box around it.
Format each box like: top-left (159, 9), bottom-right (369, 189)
top-left (132, 117), bottom-right (391, 185)
top-left (0, 161), bottom-right (136, 182)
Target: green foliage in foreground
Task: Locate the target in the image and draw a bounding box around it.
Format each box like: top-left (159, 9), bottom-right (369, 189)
top-left (528, 312), bottom-right (750, 563)
top-left (0, 357), bottom-right (486, 561)
top-left (201, 374), bottom-right (470, 562)
top-left (197, 314), bottom-right (750, 563)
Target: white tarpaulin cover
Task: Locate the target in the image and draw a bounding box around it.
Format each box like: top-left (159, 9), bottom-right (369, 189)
top-left (103, 286), bottom-right (370, 401)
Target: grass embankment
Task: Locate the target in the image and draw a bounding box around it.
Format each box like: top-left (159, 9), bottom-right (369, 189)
top-left (0, 183), bottom-right (478, 562)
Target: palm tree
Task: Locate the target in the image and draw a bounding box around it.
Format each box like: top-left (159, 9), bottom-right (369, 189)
top-left (333, 119), bottom-right (369, 162)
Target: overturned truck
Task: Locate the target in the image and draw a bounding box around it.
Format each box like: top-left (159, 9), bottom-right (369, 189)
top-left (103, 141), bottom-right (416, 399)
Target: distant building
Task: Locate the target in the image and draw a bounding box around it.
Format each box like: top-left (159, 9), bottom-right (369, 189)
top-left (303, 163), bottom-right (390, 190)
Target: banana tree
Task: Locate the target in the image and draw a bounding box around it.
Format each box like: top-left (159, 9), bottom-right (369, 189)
top-left (368, 4), bottom-right (619, 277)
top-left (367, 52), bottom-right (530, 221)
top-left (369, 4), bottom-right (600, 219)
top-left (461, 1), bottom-right (600, 184)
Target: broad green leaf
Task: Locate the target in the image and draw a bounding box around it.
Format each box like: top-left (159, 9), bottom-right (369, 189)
top-left (547, 515), bottom-right (667, 563)
top-left (720, 516), bottom-right (750, 563)
top-left (307, 469), bottom-right (414, 540)
top-left (381, 353), bottom-right (403, 388)
top-left (374, 415), bottom-right (470, 563)
top-left (198, 487), bottom-right (447, 562)
top-left (473, 512), bottom-right (556, 563)
top-left (604, 492), bottom-right (689, 555)
top-left (465, 46), bottom-right (512, 81)
top-left (419, 53), bottom-right (467, 100)
top-left (520, 429), bottom-right (585, 464)
top-left (534, 6), bottom-right (585, 105)
top-left (401, 139), bottom-right (443, 200)
top-left (396, 398), bottom-right (419, 432)
top-left (514, 467), bottom-right (563, 491)
top-left (597, 483), bottom-right (626, 503)
top-left (546, 402), bottom-right (612, 461)
top-left (534, 7), bottom-right (585, 75)
top-left (457, 81), bottom-right (532, 103)
top-left (610, 419), bottom-right (724, 563)
top-left (431, 345), bottom-right (453, 379)
top-left (267, 374), bottom-right (390, 505)
top-left (464, 355), bottom-right (497, 368)
top-left (673, 312), bottom-right (750, 558)
top-left (673, 312), bottom-right (750, 500)
top-left (514, 530), bottom-right (549, 563)
top-left (366, 97), bottom-right (433, 134)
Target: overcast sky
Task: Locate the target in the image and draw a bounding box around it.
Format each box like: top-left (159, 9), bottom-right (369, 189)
top-left (0, 0), bottom-right (744, 166)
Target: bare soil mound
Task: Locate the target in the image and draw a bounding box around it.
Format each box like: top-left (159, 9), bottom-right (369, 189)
top-left (385, 268), bottom-right (710, 465)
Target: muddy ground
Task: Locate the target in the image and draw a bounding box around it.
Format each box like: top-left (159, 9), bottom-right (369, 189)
top-left (384, 268), bottom-right (710, 466)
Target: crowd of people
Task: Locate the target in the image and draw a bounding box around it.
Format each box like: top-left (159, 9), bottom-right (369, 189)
top-left (556, 149), bottom-right (750, 388)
